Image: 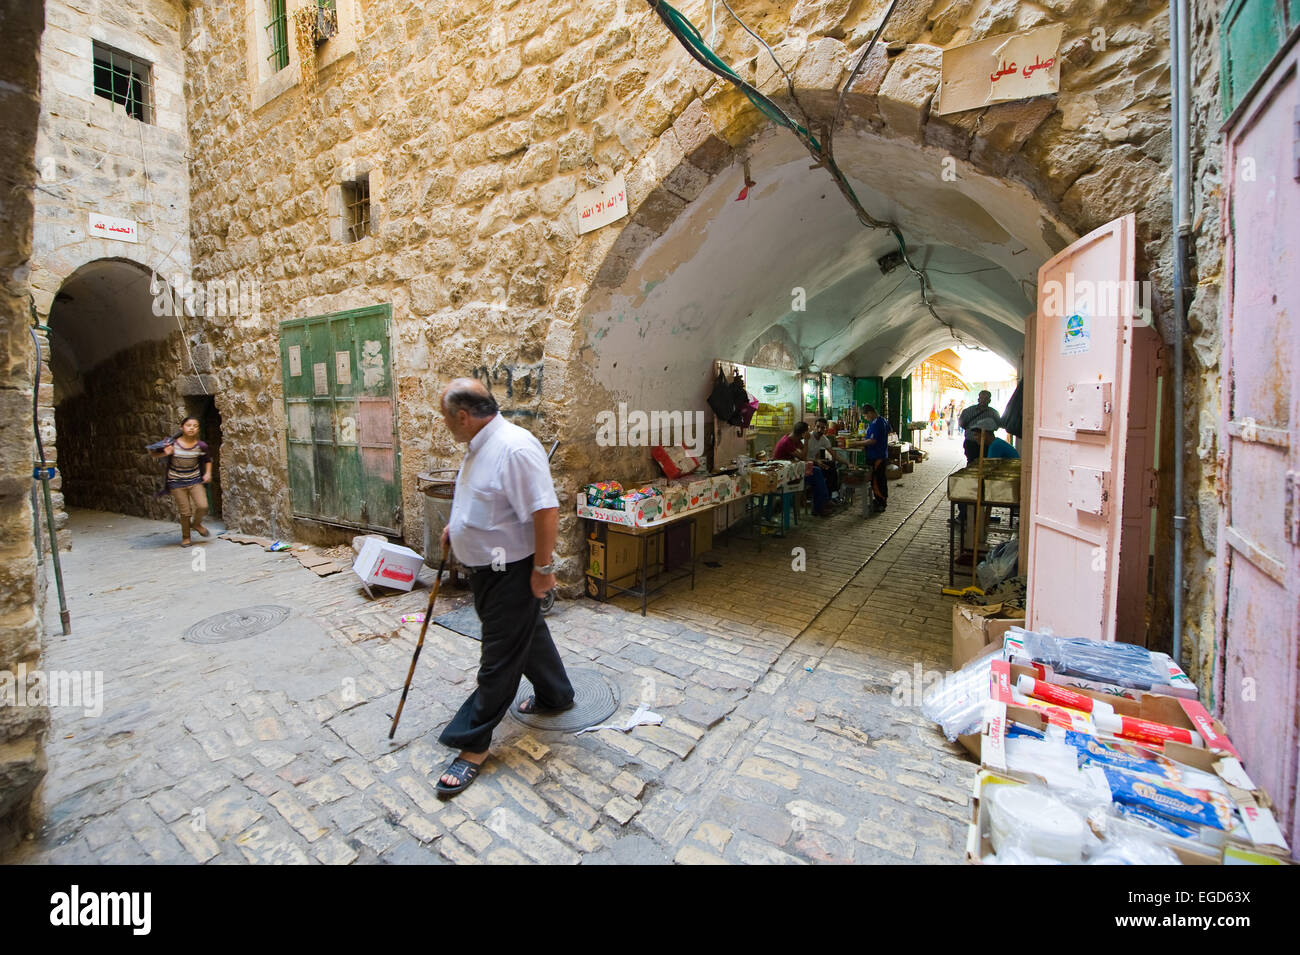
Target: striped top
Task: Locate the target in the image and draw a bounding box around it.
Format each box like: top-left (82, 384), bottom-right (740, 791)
top-left (166, 440), bottom-right (210, 490)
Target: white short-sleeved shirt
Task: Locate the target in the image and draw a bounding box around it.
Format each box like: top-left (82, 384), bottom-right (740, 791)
top-left (447, 414), bottom-right (558, 567)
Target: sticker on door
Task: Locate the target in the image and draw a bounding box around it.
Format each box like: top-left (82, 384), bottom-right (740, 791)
top-left (1062, 309), bottom-right (1091, 356)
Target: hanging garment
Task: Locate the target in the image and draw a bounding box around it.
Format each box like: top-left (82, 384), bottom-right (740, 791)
top-left (1002, 380), bottom-right (1024, 438)
top-left (707, 368), bottom-right (737, 423)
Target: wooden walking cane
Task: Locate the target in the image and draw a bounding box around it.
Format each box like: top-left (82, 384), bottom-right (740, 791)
top-left (389, 541), bottom-right (449, 739)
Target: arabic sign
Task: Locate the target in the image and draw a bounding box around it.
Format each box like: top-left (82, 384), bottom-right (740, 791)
top-left (88, 212), bottom-right (138, 243)
top-left (575, 174), bottom-right (628, 235)
top-left (935, 24), bottom-right (1064, 116)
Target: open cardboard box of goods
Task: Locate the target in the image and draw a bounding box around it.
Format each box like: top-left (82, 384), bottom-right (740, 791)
top-left (979, 670), bottom-right (1290, 862)
top-left (990, 660), bottom-right (1237, 756)
top-left (953, 602), bottom-right (1026, 670)
top-left (576, 490), bottom-right (665, 527)
top-left (1002, 630), bottom-right (1199, 700)
top-left (964, 771), bottom-right (1222, 865)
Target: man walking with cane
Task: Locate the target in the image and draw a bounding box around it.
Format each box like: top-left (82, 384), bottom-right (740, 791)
top-left (433, 378), bottom-right (574, 797)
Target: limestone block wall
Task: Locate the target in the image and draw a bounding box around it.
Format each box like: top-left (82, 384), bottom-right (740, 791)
top-left (185, 0), bottom-right (1173, 551)
top-left (1183, 2), bottom-right (1226, 694)
top-left (56, 335), bottom-right (190, 521)
top-left (0, 0), bottom-right (48, 854)
top-left (31, 0), bottom-right (195, 538)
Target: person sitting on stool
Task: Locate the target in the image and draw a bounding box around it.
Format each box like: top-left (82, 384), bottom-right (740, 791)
top-left (959, 390), bottom-right (1003, 465)
top-left (808, 417), bottom-right (849, 501)
top-left (773, 421), bottom-right (830, 517)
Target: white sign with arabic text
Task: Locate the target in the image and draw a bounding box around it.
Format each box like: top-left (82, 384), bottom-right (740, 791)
top-left (935, 24), bottom-right (1064, 116)
top-left (88, 212), bottom-right (139, 244)
top-left (575, 174), bottom-right (628, 235)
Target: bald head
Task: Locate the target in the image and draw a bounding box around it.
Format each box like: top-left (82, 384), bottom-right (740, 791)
top-left (442, 378), bottom-right (498, 419)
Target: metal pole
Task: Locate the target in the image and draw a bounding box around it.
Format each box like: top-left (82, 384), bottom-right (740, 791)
top-left (29, 324), bottom-right (71, 635)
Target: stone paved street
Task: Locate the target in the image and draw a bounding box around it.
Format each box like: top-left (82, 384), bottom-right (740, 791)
top-left (6, 440), bottom-right (977, 865)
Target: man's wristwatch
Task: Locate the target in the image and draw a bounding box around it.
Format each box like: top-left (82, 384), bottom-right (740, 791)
top-left (534, 560), bottom-right (555, 575)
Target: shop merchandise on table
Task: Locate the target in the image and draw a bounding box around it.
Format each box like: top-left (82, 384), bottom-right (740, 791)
top-left (575, 470), bottom-right (754, 528)
top-left (922, 627), bottom-right (1291, 865)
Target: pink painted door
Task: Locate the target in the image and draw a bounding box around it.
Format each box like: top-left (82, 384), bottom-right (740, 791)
top-left (1026, 213), bottom-right (1159, 644)
top-left (1219, 42), bottom-right (1300, 855)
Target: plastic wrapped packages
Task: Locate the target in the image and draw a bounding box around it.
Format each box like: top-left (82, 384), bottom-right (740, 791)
top-left (921, 654), bottom-right (996, 741)
top-left (1015, 629), bottom-right (1169, 689)
top-left (987, 785), bottom-right (1091, 863)
top-left (977, 538), bottom-right (1019, 591)
top-left (1087, 828), bottom-right (1183, 865)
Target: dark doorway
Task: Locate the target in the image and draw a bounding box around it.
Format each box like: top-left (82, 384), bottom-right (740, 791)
top-left (185, 395), bottom-right (223, 519)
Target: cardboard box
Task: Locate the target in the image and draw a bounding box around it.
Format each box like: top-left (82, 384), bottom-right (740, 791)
top-left (576, 492), bottom-right (664, 527)
top-left (748, 465), bottom-right (785, 494)
top-left (952, 602), bottom-right (1025, 669)
top-left (353, 538), bottom-right (424, 592)
top-left (964, 771), bottom-right (1221, 865)
top-left (990, 660), bottom-right (1239, 757)
top-left (656, 483), bottom-right (689, 518)
top-left (711, 473), bottom-right (739, 502)
top-left (1002, 631), bottom-right (1199, 700)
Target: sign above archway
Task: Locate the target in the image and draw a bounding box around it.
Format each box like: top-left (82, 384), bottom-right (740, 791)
top-left (935, 24), bottom-right (1065, 116)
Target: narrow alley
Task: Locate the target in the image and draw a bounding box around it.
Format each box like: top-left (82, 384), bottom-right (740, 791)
top-left (9, 445), bottom-right (973, 865)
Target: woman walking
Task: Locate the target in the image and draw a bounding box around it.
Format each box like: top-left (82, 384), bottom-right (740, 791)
top-left (150, 416), bottom-right (212, 546)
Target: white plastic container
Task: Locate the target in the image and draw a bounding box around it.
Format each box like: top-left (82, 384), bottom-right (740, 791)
top-left (988, 785), bottom-right (1086, 864)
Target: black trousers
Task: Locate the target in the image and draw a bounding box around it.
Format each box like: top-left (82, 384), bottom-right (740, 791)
top-left (821, 463), bottom-right (840, 494)
top-left (869, 458), bottom-right (889, 507)
top-left (438, 556), bottom-right (573, 754)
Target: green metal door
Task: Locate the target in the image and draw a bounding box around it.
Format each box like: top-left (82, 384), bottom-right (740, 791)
top-left (280, 305), bottom-right (401, 534)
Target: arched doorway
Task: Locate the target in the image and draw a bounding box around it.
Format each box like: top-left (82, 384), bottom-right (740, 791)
top-left (47, 258), bottom-right (222, 523)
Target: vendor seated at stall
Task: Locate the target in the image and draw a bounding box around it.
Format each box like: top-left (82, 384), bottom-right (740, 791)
top-left (959, 390), bottom-right (1003, 465)
top-left (773, 421), bottom-right (831, 518)
top-left (808, 417), bottom-right (850, 500)
top-left (967, 428), bottom-right (1019, 460)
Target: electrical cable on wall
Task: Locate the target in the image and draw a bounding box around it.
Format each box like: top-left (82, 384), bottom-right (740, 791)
top-left (645, 0), bottom-right (980, 348)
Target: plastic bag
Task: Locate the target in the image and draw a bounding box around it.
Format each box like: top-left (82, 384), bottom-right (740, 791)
top-left (977, 538), bottom-right (1019, 590)
top-left (921, 654), bottom-right (996, 741)
top-left (1018, 629), bottom-right (1168, 689)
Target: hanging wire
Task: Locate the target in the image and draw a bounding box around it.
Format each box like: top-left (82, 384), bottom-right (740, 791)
top-left (645, 0), bottom-right (978, 346)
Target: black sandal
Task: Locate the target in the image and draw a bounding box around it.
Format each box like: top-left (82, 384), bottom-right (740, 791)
top-left (517, 695), bottom-right (575, 715)
top-left (435, 757), bottom-right (484, 798)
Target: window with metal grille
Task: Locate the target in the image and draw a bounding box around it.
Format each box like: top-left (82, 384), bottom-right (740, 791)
top-left (343, 175), bottom-right (370, 242)
top-left (266, 0), bottom-right (289, 72)
top-left (92, 42), bottom-right (153, 123)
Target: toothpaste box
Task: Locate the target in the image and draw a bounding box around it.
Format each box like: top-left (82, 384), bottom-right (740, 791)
top-left (353, 538), bottom-right (424, 592)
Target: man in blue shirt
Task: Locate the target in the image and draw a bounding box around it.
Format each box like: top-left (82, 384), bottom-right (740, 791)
top-left (862, 404), bottom-right (890, 514)
top-left (969, 429), bottom-right (1019, 459)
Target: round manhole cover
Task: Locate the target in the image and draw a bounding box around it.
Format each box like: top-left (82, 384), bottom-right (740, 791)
top-left (510, 669), bottom-right (619, 732)
top-left (184, 605), bottom-right (291, 645)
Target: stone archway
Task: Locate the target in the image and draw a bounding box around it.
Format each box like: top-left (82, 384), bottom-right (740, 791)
top-left (46, 257), bottom-right (212, 523)
top-left (536, 1), bottom-right (1172, 585)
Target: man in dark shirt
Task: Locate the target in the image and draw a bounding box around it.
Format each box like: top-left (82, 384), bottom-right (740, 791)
top-left (959, 390), bottom-right (1002, 464)
top-left (862, 404), bottom-right (890, 514)
top-left (773, 421), bottom-right (830, 517)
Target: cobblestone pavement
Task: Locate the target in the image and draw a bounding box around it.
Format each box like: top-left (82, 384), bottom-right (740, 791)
top-left (7, 439), bottom-right (977, 865)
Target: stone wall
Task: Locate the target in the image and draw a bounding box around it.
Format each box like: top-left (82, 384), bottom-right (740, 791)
top-left (0, 0), bottom-right (48, 853)
top-left (56, 334), bottom-right (190, 521)
top-left (184, 0), bottom-right (1175, 587)
top-left (1183, 2), bottom-right (1226, 693)
top-left (31, 0), bottom-right (194, 541)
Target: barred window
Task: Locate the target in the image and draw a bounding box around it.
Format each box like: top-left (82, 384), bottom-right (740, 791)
top-left (343, 175), bottom-right (370, 242)
top-left (266, 0), bottom-right (289, 71)
top-left (92, 42), bottom-right (153, 123)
